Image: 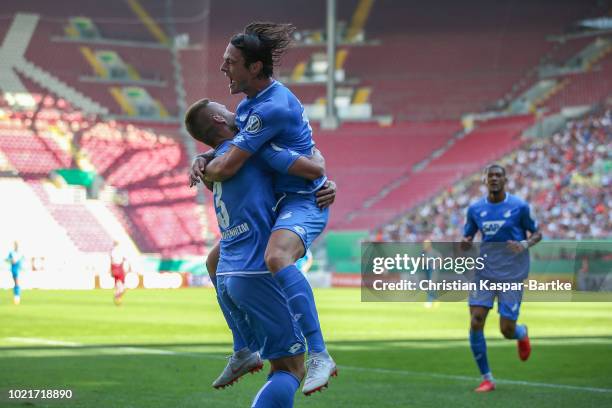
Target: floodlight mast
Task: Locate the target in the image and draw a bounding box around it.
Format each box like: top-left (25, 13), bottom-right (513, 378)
top-left (323, 0), bottom-right (339, 129)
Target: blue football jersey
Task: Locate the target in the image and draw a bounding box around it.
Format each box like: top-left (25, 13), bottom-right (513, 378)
top-left (464, 193), bottom-right (538, 281)
top-left (231, 80), bottom-right (326, 194)
top-left (213, 141), bottom-right (276, 275)
top-left (7, 250), bottom-right (23, 273)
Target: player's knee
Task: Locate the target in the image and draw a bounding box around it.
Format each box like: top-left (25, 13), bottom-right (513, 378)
top-left (470, 315), bottom-right (485, 331)
top-left (264, 249), bottom-right (292, 273)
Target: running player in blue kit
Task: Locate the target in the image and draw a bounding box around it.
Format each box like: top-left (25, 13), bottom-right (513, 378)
top-left (185, 98), bottom-right (332, 407)
top-left (462, 164), bottom-right (542, 392)
top-left (191, 22), bottom-right (337, 395)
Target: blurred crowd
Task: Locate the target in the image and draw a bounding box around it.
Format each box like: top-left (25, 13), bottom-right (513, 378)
top-left (376, 110), bottom-right (612, 241)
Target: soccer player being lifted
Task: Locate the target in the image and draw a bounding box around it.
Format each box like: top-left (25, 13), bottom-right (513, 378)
top-left (186, 99), bottom-right (322, 407)
top-left (190, 22), bottom-right (337, 395)
top-left (462, 164), bottom-right (542, 392)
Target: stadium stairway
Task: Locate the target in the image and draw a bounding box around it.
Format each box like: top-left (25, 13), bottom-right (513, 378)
top-left (0, 177), bottom-right (78, 258)
top-left (17, 59), bottom-right (109, 116)
top-left (0, 13), bottom-right (109, 115)
top-left (29, 182), bottom-right (114, 253)
top-left (83, 200), bottom-right (141, 257)
top-left (344, 114), bottom-right (534, 230)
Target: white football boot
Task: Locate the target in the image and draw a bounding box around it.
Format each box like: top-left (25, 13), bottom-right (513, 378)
top-left (212, 349), bottom-right (263, 389)
top-left (302, 351), bottom-right (337, 395)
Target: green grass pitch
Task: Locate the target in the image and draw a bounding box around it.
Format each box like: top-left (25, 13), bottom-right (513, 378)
top-left (1, 288), bottom-right (611, 407)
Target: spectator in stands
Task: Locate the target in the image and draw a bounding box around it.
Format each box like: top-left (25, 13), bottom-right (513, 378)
top-left (379, 110), bottom-right (611, 242)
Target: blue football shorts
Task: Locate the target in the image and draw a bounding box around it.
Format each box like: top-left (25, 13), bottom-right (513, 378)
top-left (468, 277), bottom-right (524, 321)
top-left (272, 193), bottom-right (329, 253)
top-left (217, 273), bottom-right (305, 360)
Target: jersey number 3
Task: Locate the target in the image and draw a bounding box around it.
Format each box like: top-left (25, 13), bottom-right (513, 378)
top-left (213, 182), bottom-right (230, 229)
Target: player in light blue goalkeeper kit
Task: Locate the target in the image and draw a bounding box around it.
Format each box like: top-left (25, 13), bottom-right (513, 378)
top-left (194, 22), bottom-right (337, 396)
top-left (462, 164), bottom-right (542, 393)
top-left (185, 99), bottom-right (333, 407)
top-left (6, 241), bottom-right (24, 305)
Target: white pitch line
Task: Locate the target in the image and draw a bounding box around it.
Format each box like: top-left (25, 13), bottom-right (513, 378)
top-left (3, 338), bottom-right (178, 356)
top-left (4, 338), bottom-right (612, 394)
top-left (5, 337), bottom-right (80, 347)
top-left (340, 365), bottom-right (612, 394)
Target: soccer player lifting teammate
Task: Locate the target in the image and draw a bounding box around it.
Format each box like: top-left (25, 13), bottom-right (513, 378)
top-left (189, 22), bottom-right (337, 395)
top-left (462, 164), bottom-right (542, 392)
top-left (186, 98), bottom-right (333, 407)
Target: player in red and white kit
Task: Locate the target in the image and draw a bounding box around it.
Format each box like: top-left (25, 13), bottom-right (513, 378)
top-left (110, 241), bottom-right (129, 305)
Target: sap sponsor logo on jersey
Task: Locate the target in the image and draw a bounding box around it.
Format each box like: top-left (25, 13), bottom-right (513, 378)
top-left (245, 114), bottom-right (262, 133)
top-left (279, 211), bottom-right (293, 220)
top-left (482, 220), bottom-right (506, 236)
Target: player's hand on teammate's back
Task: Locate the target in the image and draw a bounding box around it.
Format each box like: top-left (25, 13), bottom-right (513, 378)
top-left (189, 156), bottom-right (210, 187)
top-left (316, 180), bottom-right (337, 209)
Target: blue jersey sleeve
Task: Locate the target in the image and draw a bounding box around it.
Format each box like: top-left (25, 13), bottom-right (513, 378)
top-left (257, 143), bottom-right (301, 174)
top-left (232, 104), bottom-right (286, 154)
top-left (464, 206), bottom-right (478, 238)
top-left (520, 203), bottom-right (538, 233)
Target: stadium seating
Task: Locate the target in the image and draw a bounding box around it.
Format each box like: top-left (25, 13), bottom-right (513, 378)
top-left (29, 181), bottom-right (114, 253)
top-left (342, 115), bottom-right (534, 229)
top-left (0, 100), bottom-right (208, 256)
top-left (313, 120), bottom-right (461, 229)
top-left (79, 122), bottom-right (208, 256)
top-left (0, 0), bottom-right (608, 250)
top-left (544, 51), bottom-right (612, 112)
top-left (378, 111), bottom-right (610, 241)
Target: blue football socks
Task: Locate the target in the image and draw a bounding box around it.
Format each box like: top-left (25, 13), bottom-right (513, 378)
top-left (513, 324), bottom-right (527, 340)
top-left (274, 265), bottom-right (326, 353)
top-left (252, 371), bottom-right (300, 408)
top-left (469, 329), bottom-right (491, 378)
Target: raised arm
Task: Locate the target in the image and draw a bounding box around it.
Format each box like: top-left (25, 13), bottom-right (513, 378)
top-left (204, 145), bottom-right (253, 182)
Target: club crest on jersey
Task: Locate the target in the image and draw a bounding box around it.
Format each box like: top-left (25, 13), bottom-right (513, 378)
top-left (503, 209), bottom-right (513, 218)
top-left (245, 114), bottom-right (262, 133)
top-left (482, 220), bottom-right (505, 236)
top-left (234, 135), bottom-right (245, 143)
top-left (293, 225), bottom-right (306, 236)
top-left (480, 211), bottom-right (488, 217)
top-left (238, 113), bottom-right (247, 122)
